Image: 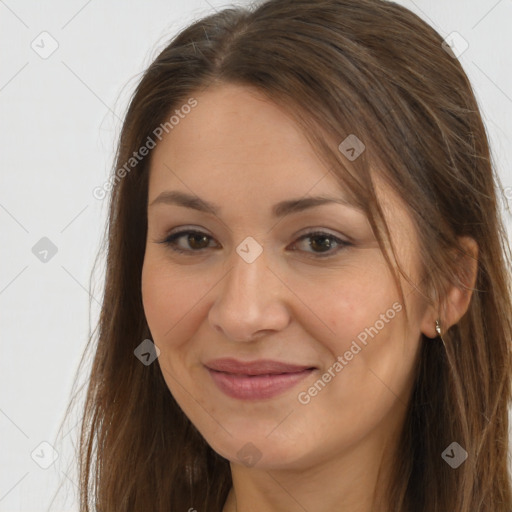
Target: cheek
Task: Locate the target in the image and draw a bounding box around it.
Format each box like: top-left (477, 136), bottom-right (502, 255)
top-left (141, 258), bottom-right (205, 403)
top-left (303, 261), bottom-right (400, 345)
top-left (297, 266), bottom-right (417, 409)
top-left (141, 256), bottom-right (205, 345)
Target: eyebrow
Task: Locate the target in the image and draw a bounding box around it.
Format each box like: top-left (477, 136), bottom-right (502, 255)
top-left (148, 190), bottom-right (361, 218)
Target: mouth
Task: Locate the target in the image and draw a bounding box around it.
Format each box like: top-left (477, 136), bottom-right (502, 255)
top-left (204, 358), bottom-right (317, 400)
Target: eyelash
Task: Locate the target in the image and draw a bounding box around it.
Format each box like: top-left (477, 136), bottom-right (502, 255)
top-left (157, 229), bottom-right (351, 258)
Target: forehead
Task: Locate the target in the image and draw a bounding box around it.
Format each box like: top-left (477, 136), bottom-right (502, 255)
top-left (148, 83), bottom-right (345, 200)
top-left (147, 83), bottom-right (411, 231)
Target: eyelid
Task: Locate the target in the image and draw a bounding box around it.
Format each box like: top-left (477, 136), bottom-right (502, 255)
top-left (292, 230), bottom-right (351, 258)
top-left (294, 227), bottom-right (351, 243)
top-left (162, 225), bottom-right (349, 242)
top-left (159, 228), bottom-right (219, 252)
top-left (156, 226), bottom-right (352, 258)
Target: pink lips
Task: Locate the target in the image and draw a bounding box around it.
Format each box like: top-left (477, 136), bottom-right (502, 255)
top-left (205, 358), bottom-right (315, 400)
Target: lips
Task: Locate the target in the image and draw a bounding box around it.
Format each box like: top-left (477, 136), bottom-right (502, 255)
top-left (205, 358), bottom-right (314, 375)
top-left (204, 358), bottom-right (316, 400)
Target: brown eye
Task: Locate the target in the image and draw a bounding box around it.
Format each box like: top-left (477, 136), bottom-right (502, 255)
top-left (158, 229), bottom-right (351, 258)
top-left (292, 231), bottom-right (351, 257)
top-left (185, 233), bottom-right (210, 250)
top-left (159, 230), bottom-right (217, 254)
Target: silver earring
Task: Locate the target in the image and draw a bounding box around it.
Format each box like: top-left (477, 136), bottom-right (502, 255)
top-left (435, 319), bottom-right (442, 337)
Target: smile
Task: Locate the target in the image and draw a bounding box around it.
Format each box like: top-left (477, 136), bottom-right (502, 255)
top-left (204, 358), bottom-right (316, 400)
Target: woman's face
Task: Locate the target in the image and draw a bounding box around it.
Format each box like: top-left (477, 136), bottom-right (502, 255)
top-left (141, 83), bottom-right (432, 470)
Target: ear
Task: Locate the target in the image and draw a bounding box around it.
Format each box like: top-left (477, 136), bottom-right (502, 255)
top-left (420, 236), bottom-right (478, 338)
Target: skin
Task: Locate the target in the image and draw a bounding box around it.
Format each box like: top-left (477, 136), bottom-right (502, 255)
top-left (141, 83), bottom-right (476, 512)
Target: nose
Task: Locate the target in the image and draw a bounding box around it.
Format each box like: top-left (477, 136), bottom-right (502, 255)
top-left (208, 247), bottom-right (291, 342)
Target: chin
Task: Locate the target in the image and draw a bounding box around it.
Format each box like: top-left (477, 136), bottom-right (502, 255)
top-left (204, 431), bottom-right (311, 470)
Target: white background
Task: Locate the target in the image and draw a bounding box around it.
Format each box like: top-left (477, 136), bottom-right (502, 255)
top-left (1, 0), bottom-right (511, 510)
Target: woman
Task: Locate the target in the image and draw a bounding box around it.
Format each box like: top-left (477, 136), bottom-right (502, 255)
top-left (72, 0), bottom-right (512, 510)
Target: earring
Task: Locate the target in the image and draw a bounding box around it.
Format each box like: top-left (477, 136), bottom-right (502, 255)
top-left (435, 319), bottom-right (442, 338)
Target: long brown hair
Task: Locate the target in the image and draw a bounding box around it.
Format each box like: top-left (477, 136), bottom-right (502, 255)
top-left (66, 0), bottom-right (512, 510)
